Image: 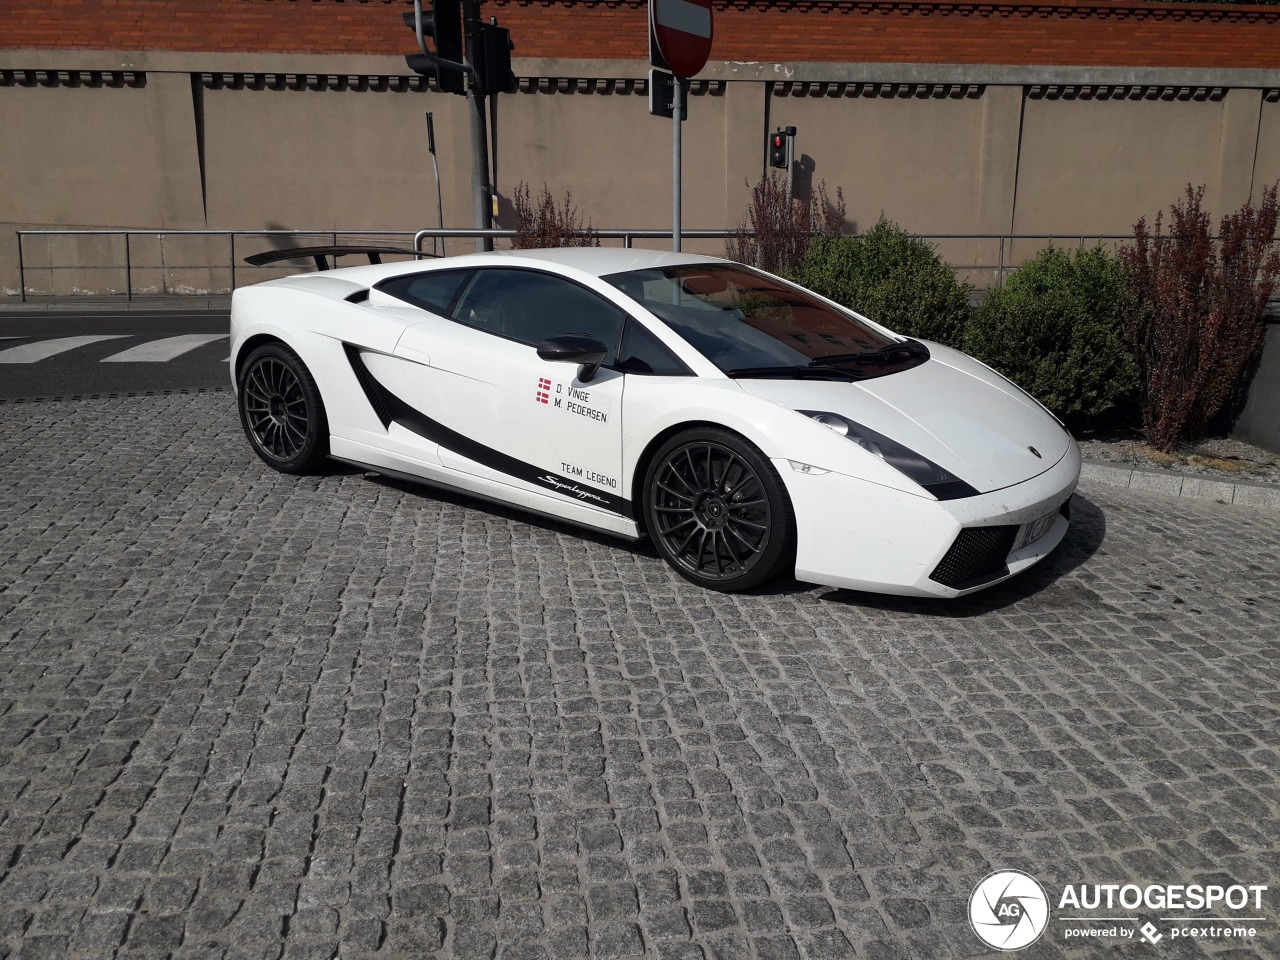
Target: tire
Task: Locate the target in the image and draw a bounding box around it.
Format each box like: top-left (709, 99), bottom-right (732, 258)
top-left (237, 342), bottom-right (330, 474)
top-left (643, 428), bottom-right (794, 592)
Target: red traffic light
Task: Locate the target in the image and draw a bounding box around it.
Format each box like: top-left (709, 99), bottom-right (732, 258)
top-left (768, 130), bottom-right (789, 169)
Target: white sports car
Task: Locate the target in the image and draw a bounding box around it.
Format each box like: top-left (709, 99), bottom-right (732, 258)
top-left (230, 247), bottom-right (1079, 596)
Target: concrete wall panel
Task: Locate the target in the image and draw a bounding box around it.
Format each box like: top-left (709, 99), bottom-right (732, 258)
top-left (1254, 97), bottom-right (1280, 196)
top-left (2, 61), bottom-right (1278, 297)
top-left (195, 82), bottom-right (741, 257)
top-left (768, 91), bottom-right (989, 235)
top-left (0, 80), bottom-right (199, 228)
top-left (1013, 95), bottom-right (1228, 236)
top-left (490, 86), bottom-right (732, 246)
top-left (201, 84), bottom-right (471, 233)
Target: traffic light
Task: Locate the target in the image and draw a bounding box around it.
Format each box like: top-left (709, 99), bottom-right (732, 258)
top-left (768, 131), bottom-right (787, 168)
top-left (403, 0), bottom-right (466, 95)
top-left (768, 127), bottom-right (796, 169)
top-left (478, 23), bottom-right (516, 95)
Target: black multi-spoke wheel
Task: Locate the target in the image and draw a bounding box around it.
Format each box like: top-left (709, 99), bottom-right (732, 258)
top-left (237, 343), bottom-right (329, 474)
top-left (643, 428), bottom-right (793, 592)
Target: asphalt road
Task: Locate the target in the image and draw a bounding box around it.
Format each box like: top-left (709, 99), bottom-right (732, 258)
top-left (0, 310), bottom-right (230, 398)
top-left (0, 391), bottom-right (1276, 959)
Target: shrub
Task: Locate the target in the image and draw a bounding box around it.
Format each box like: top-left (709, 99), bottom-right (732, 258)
top-left (512, 182), bottom-right (599, 248)
top-left (789, 217), bottom-right (971, 348)
top-left (726, 174), bottom-right (844, 276)
top-left (1119, 183), bottom-right (1280, 451)
top-left (964, 246), bottom-right (1138, 424)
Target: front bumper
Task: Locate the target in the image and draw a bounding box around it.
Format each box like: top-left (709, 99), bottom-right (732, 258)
top-left (782, 441), bottom-right (1081, 598)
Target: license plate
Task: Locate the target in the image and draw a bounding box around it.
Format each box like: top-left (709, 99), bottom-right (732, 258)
top-left (1016, 509), bottom-right (1057, 551)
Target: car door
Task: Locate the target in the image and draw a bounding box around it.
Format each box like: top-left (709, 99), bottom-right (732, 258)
top-left (393, 266), bottom-right (630, 518)
top-left (341, 268), bottom-right (480, 467)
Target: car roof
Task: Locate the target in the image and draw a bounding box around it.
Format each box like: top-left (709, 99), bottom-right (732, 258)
top-left (486, 247), bottom-right (728, 275)
top-left (276, 246), bottom-right (731, 287)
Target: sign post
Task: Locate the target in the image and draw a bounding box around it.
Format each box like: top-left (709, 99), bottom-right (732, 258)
top-left (649, 0), bottom-right (712, 252)
top-left (672, 76), bottom-right (683, 252)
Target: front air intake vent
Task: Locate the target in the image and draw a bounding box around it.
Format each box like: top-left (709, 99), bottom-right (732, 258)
top-left (929, 525), bottom-right (1019, 589)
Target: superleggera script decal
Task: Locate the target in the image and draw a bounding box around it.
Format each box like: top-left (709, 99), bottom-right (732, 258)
top-left (535, 475), bottom-right (610, 505)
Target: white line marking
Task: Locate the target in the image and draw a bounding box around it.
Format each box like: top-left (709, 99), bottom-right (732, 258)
top-left (0, 335), bottom-right (131, 363)
top-left (101, 334), bottom-right (228, 362)
top-left (656, 0), bottom-right (711, 37)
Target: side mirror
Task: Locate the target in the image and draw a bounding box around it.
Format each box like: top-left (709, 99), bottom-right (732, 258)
top-left (537, 334), bottom-right (609, 383)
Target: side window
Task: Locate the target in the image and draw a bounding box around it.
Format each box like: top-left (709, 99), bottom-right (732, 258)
top-left (615, 318), bottom-right (692, 376)
top-left (378, 269), bottom-right (472, 316)
top-left (453, 269), bottom-right (625, 362)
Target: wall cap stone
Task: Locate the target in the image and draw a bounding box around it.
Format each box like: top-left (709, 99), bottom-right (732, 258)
top-left (1, 50), bottom-right (1278, 90)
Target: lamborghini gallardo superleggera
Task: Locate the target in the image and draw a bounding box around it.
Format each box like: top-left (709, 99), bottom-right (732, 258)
top-left (231, 247), bottom-right (1079, 595)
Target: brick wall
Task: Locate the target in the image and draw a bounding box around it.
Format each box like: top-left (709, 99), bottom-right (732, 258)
top-left (1, 0), bottom-right (1278, 69)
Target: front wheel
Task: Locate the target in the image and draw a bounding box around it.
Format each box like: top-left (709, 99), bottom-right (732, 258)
top-left (643, 428), bottom-right (794, 592)
top-left (237, 342), bottom-right (329, 474)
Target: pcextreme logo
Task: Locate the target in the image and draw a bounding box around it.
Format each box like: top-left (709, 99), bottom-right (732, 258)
top-left (969, 871), bottom-right (1269, 950)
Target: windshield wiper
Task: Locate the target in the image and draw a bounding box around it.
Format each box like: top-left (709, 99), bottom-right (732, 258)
top-left (809, 339), bottom-right (929, 367)
top-left (726, 364), bottom-right (859, 381)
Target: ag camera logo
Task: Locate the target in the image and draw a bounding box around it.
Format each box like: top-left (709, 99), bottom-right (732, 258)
top-left (970, 870), bottom-right (1050, 951)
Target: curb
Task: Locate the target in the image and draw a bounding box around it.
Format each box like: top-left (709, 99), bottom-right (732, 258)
top-left (0, 297), bottom-right (231, 313)
top-left (1081, 459), bottom-right (1280, 511)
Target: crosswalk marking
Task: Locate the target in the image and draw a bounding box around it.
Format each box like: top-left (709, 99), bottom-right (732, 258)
top-left (0, 335), bottom-right (131, 364)
top-left (102, 334), bottom-right (228, 363)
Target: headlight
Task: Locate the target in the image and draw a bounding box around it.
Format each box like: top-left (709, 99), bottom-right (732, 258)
top-left (799, 410), bottom-right (979, 500)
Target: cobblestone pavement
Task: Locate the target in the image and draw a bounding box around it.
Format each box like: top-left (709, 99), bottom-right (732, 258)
top-left (1, 394), bottom-right (1277, 960)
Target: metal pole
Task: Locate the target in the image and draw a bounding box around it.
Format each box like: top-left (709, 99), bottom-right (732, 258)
top-left (785, 133), bottom-right (794, 199)
top-left (230, 234), bottom-right (236, 292)
top-left (488, 72), bottom-right (500, 226)
top-left (463, 0), bottom-right (493, 253)
top-left (125, 232), bottom-right (132, 302)
top-left (426, 112), bottom-right (444, 257)
top-left (16, 233), bottom-right (25, 303)
top-left (672, 77), bottom-right (683, 252)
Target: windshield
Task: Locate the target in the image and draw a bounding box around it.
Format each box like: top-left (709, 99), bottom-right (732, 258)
top-left (602, 263), bottom-right (926, 379)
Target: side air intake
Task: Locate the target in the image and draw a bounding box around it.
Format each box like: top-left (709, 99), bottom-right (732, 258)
top-left (343, 344), bottom-right (392, 428)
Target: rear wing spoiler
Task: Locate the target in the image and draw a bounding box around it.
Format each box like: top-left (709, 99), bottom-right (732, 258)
top-left (243, 244), bottom-right (434, 271)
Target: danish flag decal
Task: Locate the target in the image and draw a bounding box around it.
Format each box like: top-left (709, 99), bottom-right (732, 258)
top-left (536, 378), bottom-right (551, 404)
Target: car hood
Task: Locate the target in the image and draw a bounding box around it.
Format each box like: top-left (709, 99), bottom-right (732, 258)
top-left (736, 347), bottom-right (1072, 494)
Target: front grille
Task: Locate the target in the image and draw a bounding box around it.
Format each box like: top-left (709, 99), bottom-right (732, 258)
top-left (930, 525), bottom-right (1019, 589)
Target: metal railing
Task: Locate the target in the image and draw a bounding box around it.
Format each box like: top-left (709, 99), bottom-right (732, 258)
top-left (412, 226), bottom-right (751, 255)
top-left (14, 226), bottom-right (1142, 302)
top-left (13, 229), bottom-right (423, 303)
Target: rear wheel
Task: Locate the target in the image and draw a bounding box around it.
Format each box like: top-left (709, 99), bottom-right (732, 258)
top-left (643, 428), bottom-right (793, 592)
top-left (238, 343), bottom-right (329, 474)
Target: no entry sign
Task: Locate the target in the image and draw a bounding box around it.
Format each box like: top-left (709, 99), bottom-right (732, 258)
top-left (650, 0), bottom-right (713, 80)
